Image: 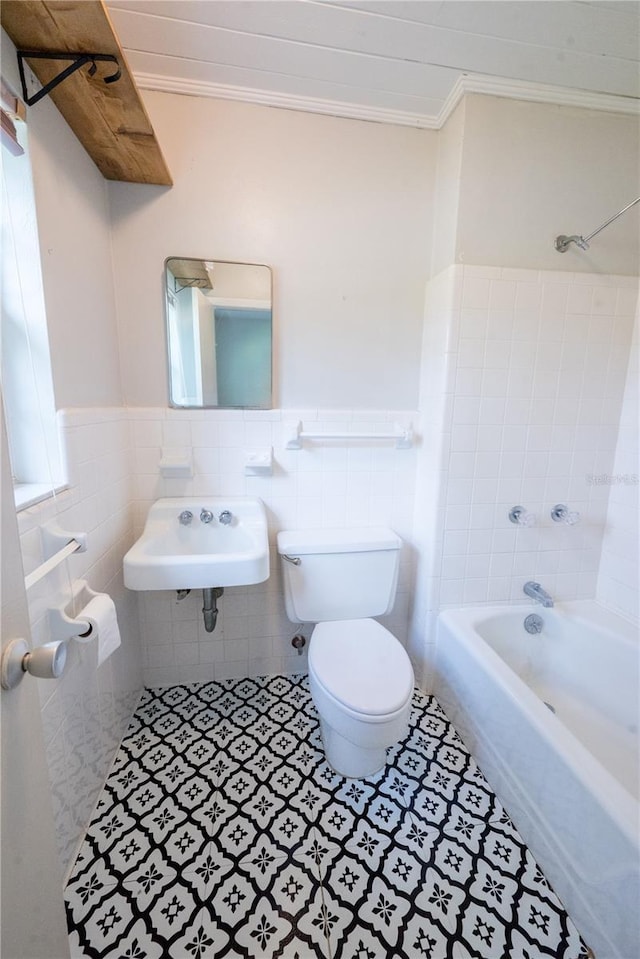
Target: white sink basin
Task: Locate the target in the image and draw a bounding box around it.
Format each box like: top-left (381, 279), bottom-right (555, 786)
top-left (123, 497), bottom-right (270, 590)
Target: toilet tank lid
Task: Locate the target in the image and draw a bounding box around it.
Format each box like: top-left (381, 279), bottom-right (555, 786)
top-left (277, 527), bottom-right (401, 556)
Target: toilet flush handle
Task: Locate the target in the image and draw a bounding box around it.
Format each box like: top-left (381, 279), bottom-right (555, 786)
top-left (282, 554), bottom-right (301, 566)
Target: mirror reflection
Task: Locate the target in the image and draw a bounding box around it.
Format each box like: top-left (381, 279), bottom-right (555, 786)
top-left (165, 257), bottom-right (272, 409)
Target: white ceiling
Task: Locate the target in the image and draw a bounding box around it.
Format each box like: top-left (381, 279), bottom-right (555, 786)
top-left (106, 0), bottom-right (640, 127)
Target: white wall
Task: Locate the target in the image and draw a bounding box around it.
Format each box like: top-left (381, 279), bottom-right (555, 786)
top-left (109, 94), bottom-right (437, 410)
top-left (1, 28), bottom-right (122, 410)
top-left (456, 96), bottom-right (640, 275)
top-left (597, 314), bottom-right (640, 622)
top-left (430, 100), bottom-right (465, 277)
top-left (15, 64), bottom-right (123, 408)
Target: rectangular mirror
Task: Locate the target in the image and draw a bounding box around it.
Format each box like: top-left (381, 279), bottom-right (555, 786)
top-left (165, 257), bottom-right (272, 409)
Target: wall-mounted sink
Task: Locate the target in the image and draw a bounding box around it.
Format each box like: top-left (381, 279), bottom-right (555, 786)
top-left (123, 497), bottom-right (270, 591)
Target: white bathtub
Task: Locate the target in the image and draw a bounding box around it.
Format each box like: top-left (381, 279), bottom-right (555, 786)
top-left (434, 601), bottom-right (639, 959)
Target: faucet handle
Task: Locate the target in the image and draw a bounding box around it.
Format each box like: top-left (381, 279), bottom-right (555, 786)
top-left (551, 504), bottom-right (580, 525)
top-left (178, 510), bottom-right (193, 526)
top-left (200, 509), bottom-right (214, 524)
top-left (509, 506), bottom-right (536, 527)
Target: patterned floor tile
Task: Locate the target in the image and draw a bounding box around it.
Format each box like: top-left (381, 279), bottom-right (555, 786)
top-left (399, 910), bottom-right (458, 959)
top-left (65, 674), bottom-right (589, 959)
top-left (458, 897), bottom-right (510, 956)
top-left (268, 806), bottom-right (315, 855)
top-left (343, 817), bottom-right (395, 872)
top-left (395, 812), bottom-right (441, 863)
top-left (467, 856), bottom-right (521, 925)
top-left (190, 790), bottom-right (238, 839)
top-left (323, 848), bottom-right (373, 907)
top-left (106, 758), bottom-right (151, 802)
top-left (300, 887), bottom-right (351, 957)
top-left (231, 890), bottom-right (328, 958)
top-left (65, 861), bottom-right (119, 931)
top-left (355, 873), bottom-right (414, 951)
top-left (382, 841), bottom-right (426, 896)
top-left (69, 888), bottom-right (138, 956)
top-left (183, 841), bottom-right (237, 902)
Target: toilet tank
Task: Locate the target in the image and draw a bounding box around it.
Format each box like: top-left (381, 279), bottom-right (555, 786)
top-left (277, 527), bottom-right (401, 623)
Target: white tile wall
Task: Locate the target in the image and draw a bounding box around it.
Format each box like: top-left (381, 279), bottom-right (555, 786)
top-left (597, 314), bottom-right (639, 623)
top-left (411, 265), bottom-right (638, 687)
top-left (17, 408), bottom-right (143, 876)
top-left (128, 408), bottom-right (418, 687)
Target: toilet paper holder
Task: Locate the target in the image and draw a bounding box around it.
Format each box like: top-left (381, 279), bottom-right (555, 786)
top-left (49, 579), bottom-right (100, 641)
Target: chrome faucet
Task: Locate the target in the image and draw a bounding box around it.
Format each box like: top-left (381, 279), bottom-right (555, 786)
top-left (523, 581), bottom-right (554, 608)
top-left (178, 510), bottom-right (193, 526)
top-left (200, 509), bottom-right (214, 524)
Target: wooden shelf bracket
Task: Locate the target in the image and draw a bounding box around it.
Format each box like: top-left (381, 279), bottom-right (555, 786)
top-left (2, 0), bottom-right (172, 185)
top-left (17, 50), bottom-right (121, 107)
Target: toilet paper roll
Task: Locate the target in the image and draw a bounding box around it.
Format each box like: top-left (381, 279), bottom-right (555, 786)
top-left (79, 593), bottom-right (122, 666)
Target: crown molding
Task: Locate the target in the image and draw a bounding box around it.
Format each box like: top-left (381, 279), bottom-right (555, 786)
top-left (133, 74), bottom-right (440, 129)
top-left (440, 74), bottom-right (640, 127)
top-left (134, 71), bottom-right (640, 131)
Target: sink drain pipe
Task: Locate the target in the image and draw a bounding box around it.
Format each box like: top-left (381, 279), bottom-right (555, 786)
top-left (202, 587), bottom-right (224, 632)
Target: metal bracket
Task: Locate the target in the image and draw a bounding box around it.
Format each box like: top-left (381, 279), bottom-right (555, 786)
top-left (170, 275), bottom-right (210, 293)
top-left (17, 50), bottom-right (121, 107)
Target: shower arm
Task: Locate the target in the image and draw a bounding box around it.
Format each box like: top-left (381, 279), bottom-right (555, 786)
top-left (554, 196), bottom-right (640, 253)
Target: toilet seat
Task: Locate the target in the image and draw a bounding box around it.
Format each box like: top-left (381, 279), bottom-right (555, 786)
top-left (310, 618), bottom-right (413, 717)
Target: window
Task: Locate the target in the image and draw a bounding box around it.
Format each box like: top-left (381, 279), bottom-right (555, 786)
top-left (1, 81), bottom-right (65, 509)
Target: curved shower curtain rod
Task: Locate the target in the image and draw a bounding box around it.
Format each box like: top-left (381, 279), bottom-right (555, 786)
top-left (555, 196), bottom-right (640, 253)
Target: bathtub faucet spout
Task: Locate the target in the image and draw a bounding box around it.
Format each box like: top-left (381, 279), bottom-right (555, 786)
top-left (523, 581), bottom-right (554, 608)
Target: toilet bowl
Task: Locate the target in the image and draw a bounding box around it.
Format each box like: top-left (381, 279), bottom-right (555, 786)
top-left (309, 618), bottom-right (413, 777)
top-left (277, 527), bottom-right (415, 778)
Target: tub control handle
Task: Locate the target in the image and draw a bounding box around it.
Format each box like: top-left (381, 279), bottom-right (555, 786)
top-left (551, 503), bottom-right (580, 525)
top-left (509, 505), bottom-right (536, 527)
top-left (283, 554), bottom-right (301, 566)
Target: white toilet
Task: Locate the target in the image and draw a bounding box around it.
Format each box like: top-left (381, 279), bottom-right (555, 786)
top-left (277, 527), bottom-right (414, 778)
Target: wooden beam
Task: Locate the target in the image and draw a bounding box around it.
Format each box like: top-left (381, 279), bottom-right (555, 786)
top-left (0, 0), bottom-right (172, 185)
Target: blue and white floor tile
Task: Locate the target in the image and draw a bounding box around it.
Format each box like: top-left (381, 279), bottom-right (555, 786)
top-left (66, 675), bottom-right (589, 958)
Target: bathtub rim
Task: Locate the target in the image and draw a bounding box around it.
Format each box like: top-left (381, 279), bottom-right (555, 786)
top-left (436, 602), bottom-right (639, 848)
